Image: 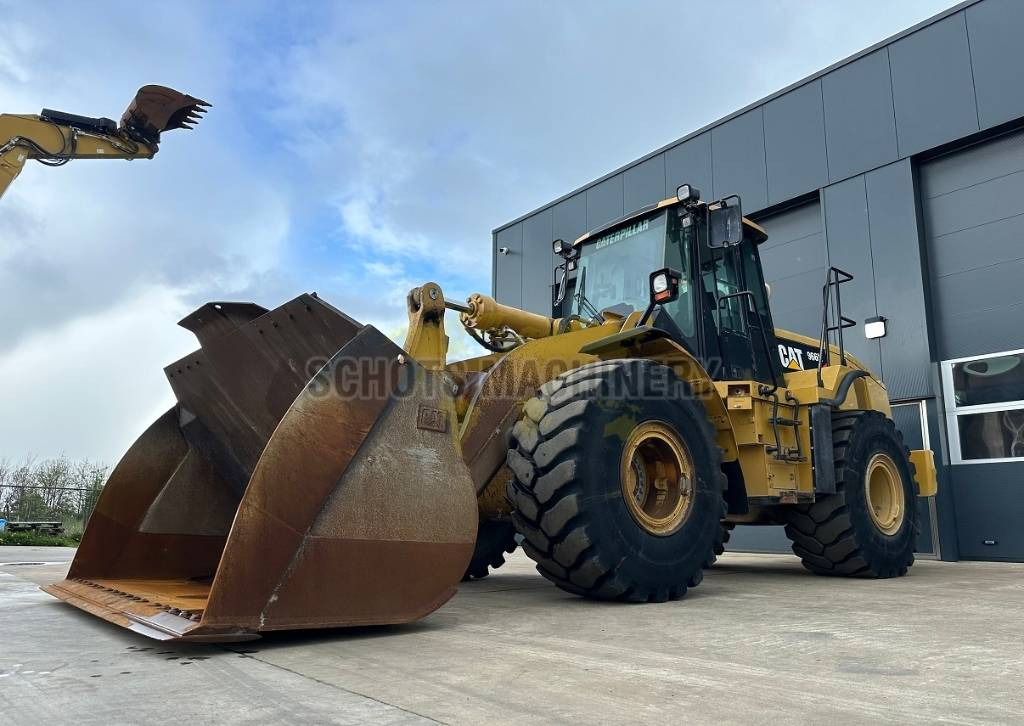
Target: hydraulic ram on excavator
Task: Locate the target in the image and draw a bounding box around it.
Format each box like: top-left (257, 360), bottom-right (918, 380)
top-left (0, 85), bottom-right (209, 200)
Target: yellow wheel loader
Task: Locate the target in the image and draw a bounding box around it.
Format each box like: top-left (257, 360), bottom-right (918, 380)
top-left (9, 91), bottom-right (937, 641)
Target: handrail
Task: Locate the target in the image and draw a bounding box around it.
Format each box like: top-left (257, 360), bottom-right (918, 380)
top-left (817, 267), bottom-right (856, 388)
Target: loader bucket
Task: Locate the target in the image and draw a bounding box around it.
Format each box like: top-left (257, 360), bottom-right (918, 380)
top-left (43, 294), bottom-right (477, 642)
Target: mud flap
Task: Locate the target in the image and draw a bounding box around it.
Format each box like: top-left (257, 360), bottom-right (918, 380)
top-left (43, 294), bottom-right (477, 641)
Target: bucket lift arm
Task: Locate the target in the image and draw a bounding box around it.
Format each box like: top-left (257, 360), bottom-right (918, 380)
top-left (0, 85), bottom-right (209, 200)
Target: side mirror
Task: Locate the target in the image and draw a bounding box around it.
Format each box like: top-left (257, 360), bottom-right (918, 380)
top-left (708, 199), bottom-right (744, 248)
top-left (639, 267), bottom-right (682, 326)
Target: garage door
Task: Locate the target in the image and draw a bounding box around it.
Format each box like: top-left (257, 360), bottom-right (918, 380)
top-left (757, 200), bottom-right (827, 339)
top-left (921, 129), bottom-right (1024, 562)
top-left (921, 130), bottom-right (1024, 359)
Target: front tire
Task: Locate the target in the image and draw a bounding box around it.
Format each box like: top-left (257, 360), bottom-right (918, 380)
top-left (784, 411), bottom-right (916, 577)
top-left (505, 359), bottom-right (726, 602)
top-left (462, 518), bottom-right (518, 580)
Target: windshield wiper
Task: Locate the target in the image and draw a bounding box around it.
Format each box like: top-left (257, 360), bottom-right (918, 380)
top-left (574, 266), bottom-right (603, 323)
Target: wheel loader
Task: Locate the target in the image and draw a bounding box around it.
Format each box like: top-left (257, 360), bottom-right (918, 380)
top-left (8, 90), bottom-right (937, 642)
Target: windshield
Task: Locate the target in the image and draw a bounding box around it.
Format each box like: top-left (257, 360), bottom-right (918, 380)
top-left (574, 212), bottom-right (666, 317)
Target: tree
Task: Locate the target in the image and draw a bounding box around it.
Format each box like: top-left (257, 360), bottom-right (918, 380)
top-left (0, 455), bottom-right (108, 523)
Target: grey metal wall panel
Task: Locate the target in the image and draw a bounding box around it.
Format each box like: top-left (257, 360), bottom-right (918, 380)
top-left (764, 81), bottom-right (829, 204)
top-left (665, 133), bottom-right (713, 199)
top-left (772, 304), bottom-right (824, 340)
top-left (757, 200), bottom-right (826, 339)
top-left (928, 215), bottom-right (1024, 281)
top-left (711, 109), bottom-right (768, 211)
top-left (922, 129), bottom-right (1024, 359)
top-left (726, 526), bottom-right (791, 554)
top-left (889, 12), bottom-right (979, 157)
top-left (550, 192), bottom-right (587, 318)
top-left (552, 191), bottom-right (587, 247)
top-left (552, 191), bottom-right (587, 246)
top-left (865, 160), bottom-right (932, 399)
top-left (951, 462), bottom-right (1024, 560)
top-left (967, 0), bottom-right (1024, 130)
top-left (521, 209), bottom-right (555, 315)
top-left (766, 269), bottom-right (823, 320)
top-left (586, 173), bottom-right (624, 230)
top-left (760, 201), bottom-right (824, 251)
top-left (932, 303), bottom-right (1024, 360)
top-left (494, 223), bottom-right (523, 308)
top-left (623, 154), bottom-right (666, 214)
top-left (923, 166), bottom-right (1024, 240)
top-left (821, 49), bottom-right (899, 183)
top-left (930, 262), bottom-right (1024, 358)
top-left (920, 130), bottom-right (1024, 198)
top-left (823, 176), bottom-right (883, 376)
top-left (760, 231), bottom-right (826, 283)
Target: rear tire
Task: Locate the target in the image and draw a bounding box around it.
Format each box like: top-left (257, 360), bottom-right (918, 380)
top-left (462, 518), bottom-right (518, 580)
top-left (784, 411), bottom-right (916, 577)
top-left (714, 522), bottom-right (734, 558)
top-left (506, 359), bottom-right (726, 602)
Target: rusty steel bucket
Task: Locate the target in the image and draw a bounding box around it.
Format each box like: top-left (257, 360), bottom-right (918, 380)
top-left (43, 294), bottom-right (477, 642)
top-left (120, 84), bottom-right (210, 146)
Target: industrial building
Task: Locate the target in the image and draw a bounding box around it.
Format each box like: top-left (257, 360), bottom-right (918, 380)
top-left (492, 0), bottom-right (1023, 561)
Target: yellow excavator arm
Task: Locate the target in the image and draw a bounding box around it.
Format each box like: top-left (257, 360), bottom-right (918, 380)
top-left (0, 85), bottom-right (209, 200)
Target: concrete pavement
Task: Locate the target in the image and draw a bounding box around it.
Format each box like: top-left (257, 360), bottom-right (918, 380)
top-left (2, 546), bottom-right (1022, 724)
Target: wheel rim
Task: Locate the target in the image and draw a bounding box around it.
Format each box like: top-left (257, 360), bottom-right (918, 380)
top-left (865, 452), bottom-right (904, 536)
top-left (620, 421), bottom-right (695, 536)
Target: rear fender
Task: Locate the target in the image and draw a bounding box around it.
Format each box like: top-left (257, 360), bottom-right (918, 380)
top-left (910, 449), bottom-right (937, 497)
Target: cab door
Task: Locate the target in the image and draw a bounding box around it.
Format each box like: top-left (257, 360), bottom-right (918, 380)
top-left (698, 237), bottom-right (783, 387)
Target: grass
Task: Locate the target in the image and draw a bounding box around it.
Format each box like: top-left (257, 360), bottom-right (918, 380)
top-left (0, 530), bottom-right (80, 547)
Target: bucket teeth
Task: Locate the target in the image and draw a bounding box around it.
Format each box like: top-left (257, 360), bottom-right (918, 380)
top-left (120, 85), bottom-right (212, 144)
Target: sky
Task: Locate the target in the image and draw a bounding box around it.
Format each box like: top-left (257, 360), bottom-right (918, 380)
top-left (0, 0), bottom-right (958, 466)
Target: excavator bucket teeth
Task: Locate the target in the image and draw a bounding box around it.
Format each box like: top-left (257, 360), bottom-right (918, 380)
top-left (120, 85), bottom-right (210, 143)
top-left (43, 294), bottom-right (477, 642)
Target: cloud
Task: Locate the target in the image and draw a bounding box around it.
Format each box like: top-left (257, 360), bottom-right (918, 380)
top-left (253, 0), bottom-right (959, 302)
top-left (0, 285), bottom-right (195, 463)
top-left (0, 0), bottom-right (957, 462)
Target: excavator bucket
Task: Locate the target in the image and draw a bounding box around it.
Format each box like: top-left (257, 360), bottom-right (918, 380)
top-left (43, 294), bottom-right (477, 642)
top-left (120, 85), bottom-right (210, 144)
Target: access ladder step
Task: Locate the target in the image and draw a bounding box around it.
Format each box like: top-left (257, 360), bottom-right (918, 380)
top-left (769, 417), bottom-right (801, 427)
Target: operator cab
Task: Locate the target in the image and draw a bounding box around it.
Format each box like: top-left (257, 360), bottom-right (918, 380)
top-left (554, 186), bottom-right (782, 388)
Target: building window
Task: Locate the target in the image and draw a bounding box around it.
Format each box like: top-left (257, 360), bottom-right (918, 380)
top-left (942, 350), bottom-right (1024, 464)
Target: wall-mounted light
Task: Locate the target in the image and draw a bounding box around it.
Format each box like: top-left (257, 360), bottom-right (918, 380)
top-left (865, 315), bottom-right (887, 340)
